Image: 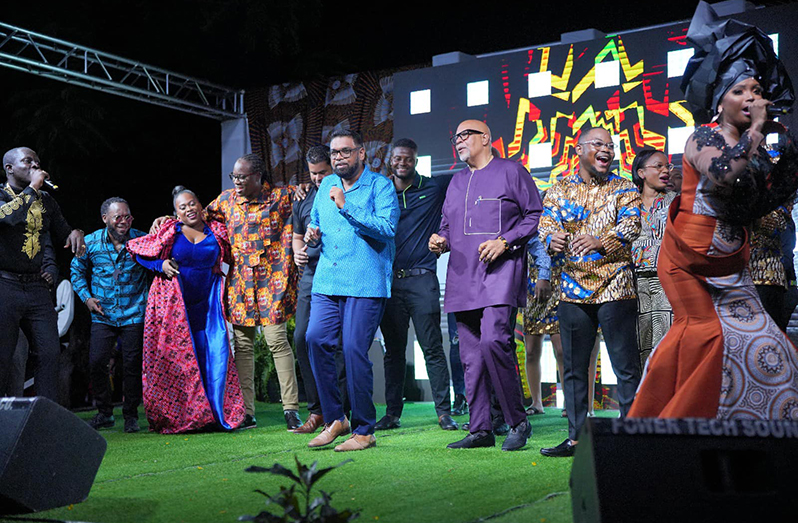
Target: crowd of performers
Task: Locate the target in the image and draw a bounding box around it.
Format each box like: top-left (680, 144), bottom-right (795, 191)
top-left (1, 2), bottom-right (798, 456)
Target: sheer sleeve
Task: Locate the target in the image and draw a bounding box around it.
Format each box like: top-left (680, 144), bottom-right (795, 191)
top-left (684, 125), bottom-right (765, 187)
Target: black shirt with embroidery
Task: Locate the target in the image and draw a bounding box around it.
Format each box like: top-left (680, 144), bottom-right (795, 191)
top-left (0, 183), bottom-right (73, 274)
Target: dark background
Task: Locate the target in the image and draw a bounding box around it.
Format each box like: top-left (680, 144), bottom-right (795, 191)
top-left (0, 0), bottom-right (788, 272)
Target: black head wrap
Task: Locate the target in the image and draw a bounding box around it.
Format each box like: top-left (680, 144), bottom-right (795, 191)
top-left (681, 1), bottom-right (794, 124)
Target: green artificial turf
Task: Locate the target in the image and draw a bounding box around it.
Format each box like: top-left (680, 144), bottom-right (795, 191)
top-left (12, 403), bottom-right (612, 523)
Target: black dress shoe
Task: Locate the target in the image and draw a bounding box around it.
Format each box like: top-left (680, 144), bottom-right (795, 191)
top-left (502, 420), bottom-right (532, 451)
top-left (540, 438), bottom-right (576, 457)
top-left (493, 422), bottom-right (510, 436)
top-left (452, 394), bottom-right (468, 416)
top-left (374, 414), bottom-right (401, 431)
top-left (239, 414), bottom-right (257, 430)
top-left (461, 422), bottom-right (470, 431)
top-left (284, 410), bottom-right (302, 430)
top-left (438, 414), bottom-right (458, 431)
top-left (446, 431), bottom-right (495, 449)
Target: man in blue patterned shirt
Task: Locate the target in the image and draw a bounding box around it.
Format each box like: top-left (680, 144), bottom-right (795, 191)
top-left (304, 130), bottom-right (400, 452)
top-left (71, 197), bottom-right (148, 433)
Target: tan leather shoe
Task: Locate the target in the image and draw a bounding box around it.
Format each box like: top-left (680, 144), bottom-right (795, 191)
top-left (307, 417), bottom-right (350, 448)
top-left (334, 434), bottom-right (376, 452)
top-left (291, 413), bottom-right (324, 434)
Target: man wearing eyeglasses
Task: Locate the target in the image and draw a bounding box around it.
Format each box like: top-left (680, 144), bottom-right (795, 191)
top-left (375, 138), bottom-right (458, 433)
top-left (538, 126), bottom-right (642, 458)
top-left (1, 147), bottom-right (85, 403)
top-left (203, 153), bottom-right (303, 431)
top-left (303, 130), bottom-right (399, 452)
top-left (71, 197), bottom-right (148, 433)
top-left (429, 120), bottom-right (542, 451)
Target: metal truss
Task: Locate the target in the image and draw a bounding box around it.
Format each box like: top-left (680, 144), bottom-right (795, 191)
top-left (0, 21), bottom-right (244, 120)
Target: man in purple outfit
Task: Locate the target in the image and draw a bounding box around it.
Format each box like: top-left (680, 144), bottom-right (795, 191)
top-left (429, 119), bottom-right (542, 451)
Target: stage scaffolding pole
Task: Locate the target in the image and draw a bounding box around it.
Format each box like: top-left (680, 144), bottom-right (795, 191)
top-left (0, 21), bottom-right (244, 121)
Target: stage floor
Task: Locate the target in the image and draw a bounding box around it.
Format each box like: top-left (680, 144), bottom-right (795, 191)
top-left (16, 403), bottom-right (620, 523)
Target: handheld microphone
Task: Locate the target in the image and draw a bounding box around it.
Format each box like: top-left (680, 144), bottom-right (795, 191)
top-left (767, 105), bottom-right (792, 118)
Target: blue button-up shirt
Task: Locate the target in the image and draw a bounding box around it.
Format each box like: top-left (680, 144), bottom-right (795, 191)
top-left (310, 167), bottom-right (400, 298)
top-left (70, 228), bottom-right (149, 326)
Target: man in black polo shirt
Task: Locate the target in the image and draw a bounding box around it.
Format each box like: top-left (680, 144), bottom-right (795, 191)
top-left (375, 138), bottom-right (457, 431)
top-left (290, 145), bottom-right (348, 434)
top-left (0, 147), bottom-right (85, 400)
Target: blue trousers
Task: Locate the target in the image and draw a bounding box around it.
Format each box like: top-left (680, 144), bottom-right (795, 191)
top-left (307, 294), bottom-right (386, 436)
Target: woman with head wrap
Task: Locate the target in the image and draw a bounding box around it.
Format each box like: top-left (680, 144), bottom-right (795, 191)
top-left (629, 2), bottom-right (798, 419)
top-left (127, 186), bottom-right (246, 433)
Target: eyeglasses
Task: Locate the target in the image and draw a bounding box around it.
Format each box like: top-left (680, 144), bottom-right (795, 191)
top-left (330, 147), bottom-right (362, 159)
top-left (578, 140), bottom-right (617, 151)
top-left (229, 172), bottom-right (259, 183)
top-left (643, 162), bottom-right (674, 172)
top-left (113, 215), bottom-right (134, 224)
top-left (450, 129), bottom-right (485, 145)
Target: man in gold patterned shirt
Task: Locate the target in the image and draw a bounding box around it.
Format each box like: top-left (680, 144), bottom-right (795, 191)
top-left (538, 127), bottom-right (642, 457)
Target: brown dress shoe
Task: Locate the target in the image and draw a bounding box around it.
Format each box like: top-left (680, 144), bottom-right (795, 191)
top-left (291, 413), bottom-right (325, 434)
top-left (334, 434), bottom-right (376, 452)
top-left (307, 418), bottom-right (350, 448)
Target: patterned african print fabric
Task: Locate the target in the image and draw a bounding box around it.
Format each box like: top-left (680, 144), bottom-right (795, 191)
top-left (245, 69), bottom-right (408, 186)
top-left (524, 237), bottom-right (561, 335)
top-left (630, 125), bottom-right (798, 420)
top-left (635, 274), bottom-right (672, 368)
top-left (749, 206), bottom-right (791, 288)
top-left (633, 191), bottom-right (676, 367)
top-left (539, 173), bottom-right (641, 304)
top-left (632, 191), bottom-right (677, 269)
top-left (126, 219), bottom-right (246, 433)
top-left (205, 183), bottom-right (296, 326)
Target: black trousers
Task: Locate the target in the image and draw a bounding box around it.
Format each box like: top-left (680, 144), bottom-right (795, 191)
top-left (89, 323), bottom-right (143, 419)
top-left (756, 284), bottom-right (788, 332)
top-left (294, 276), bottom-right (348, 416)
top-left (0, 276), bottom-right (59, 400)
top-left (559, 300), bottom-right (641, 441)
top-left (380, 271), bottom-right (451, 418)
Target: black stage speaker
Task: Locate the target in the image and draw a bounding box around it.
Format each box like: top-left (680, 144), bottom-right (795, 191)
top-left (571, 417), bottom-right (798, 522)
top-left (0, 397), bottom-right (107, 514)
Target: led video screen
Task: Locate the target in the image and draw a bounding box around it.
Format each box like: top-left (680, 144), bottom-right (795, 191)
top-left (394, 4), bottom-right (798, 187)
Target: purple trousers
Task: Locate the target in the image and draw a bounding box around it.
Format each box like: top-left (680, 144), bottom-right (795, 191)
top-left (455, 305), bottom-right (526, 432)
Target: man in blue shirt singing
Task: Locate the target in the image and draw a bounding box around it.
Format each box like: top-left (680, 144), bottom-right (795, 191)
top-left (304, 130), bottom-right (400, 452)
top-left (71, 197), bottom-right (148, 433)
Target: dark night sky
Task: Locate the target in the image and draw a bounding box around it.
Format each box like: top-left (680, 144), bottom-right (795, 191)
top-left (0, 0), bottom-right (789, 270)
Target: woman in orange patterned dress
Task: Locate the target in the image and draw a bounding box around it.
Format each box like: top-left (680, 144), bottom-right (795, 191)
top-left (629, 3), bottom-right (798, 419)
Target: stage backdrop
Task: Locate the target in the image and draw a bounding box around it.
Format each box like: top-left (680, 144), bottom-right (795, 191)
top-left (245, 68), bottom-right (413, 186)
top-left (393, 3), bottom-right (798, 187)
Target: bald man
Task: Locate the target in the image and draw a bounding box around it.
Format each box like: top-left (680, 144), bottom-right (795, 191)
top-left (430, 120), bottom-right (542, 451)
top-left (1, 147), bottom-right (85, 400)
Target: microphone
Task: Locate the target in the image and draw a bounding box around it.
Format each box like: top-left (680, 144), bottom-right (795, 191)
top-left (767, 105), bottom-right (792, 118)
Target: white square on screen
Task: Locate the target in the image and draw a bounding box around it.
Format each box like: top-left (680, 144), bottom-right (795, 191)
top-left (594, 60), bottom-right (620, 88)
top-left (528, 142), bottom-right (553, 169)
top-left (668, 126), bottom-right (695, 156)
top-left (667, 48), bottom-right (695, 78)
top-left (611, 134), bottom-right (621, 160)
top-left (528, 71), bottom-right (552, 98)
top-left (410, 89), bottom-right (431, 115)
top-left (416, 155), bottom-right (431, 177)
top-left (770, 33), bottom-right (779, 56)
top-left (467, 80), bottom-right (489, 107)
